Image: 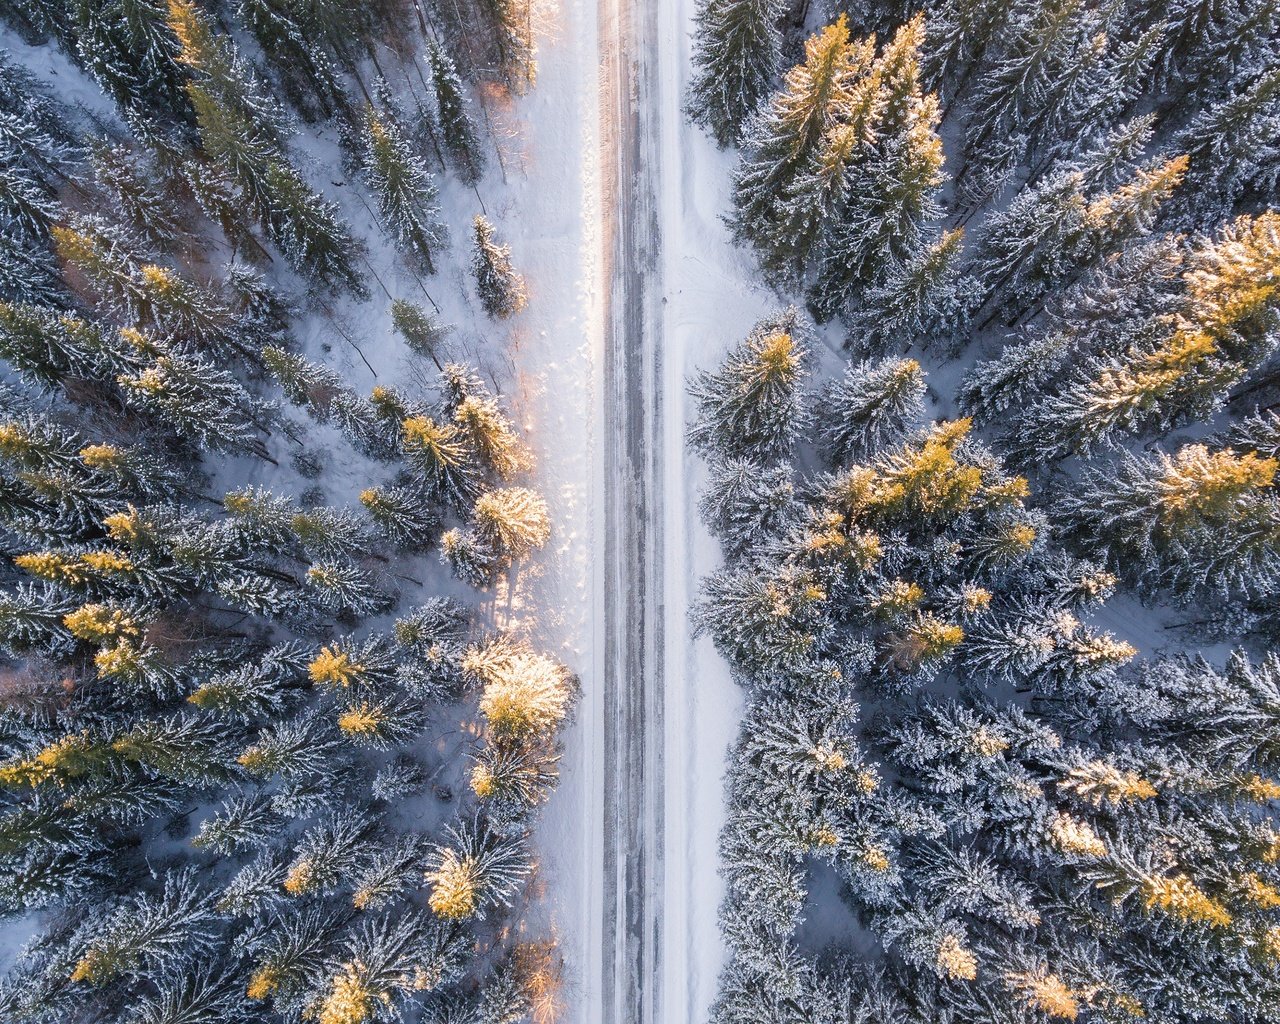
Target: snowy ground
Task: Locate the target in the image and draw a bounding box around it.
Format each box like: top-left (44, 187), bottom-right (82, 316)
top-left (653, 0), bottom-right (778, 1018)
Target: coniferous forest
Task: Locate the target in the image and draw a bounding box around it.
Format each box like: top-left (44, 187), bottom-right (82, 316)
top-left (0, 2), bottom-right (568, 1023)
top-left (689, 1), bottom-right (1280, 1022)
top-left (1, 0), bottom-right (1279, 1021)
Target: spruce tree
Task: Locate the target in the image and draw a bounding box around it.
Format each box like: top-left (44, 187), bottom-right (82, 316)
top-left (853, 227), bottom-right (975, 353)
top-left (471, 216), bottom-right (527, 320)
top-left (425, 815), bottom-right (529, 921)
top-left (360, 485), bottom-right (439, 551)
top-left (818, 356), bottom-right (926, 465)
top-left (1061, 442), bottom-right (1280, 598)
top-left (689, 308), bottom-right (810, 462)
top-left (118, 350), bottom-right (270, 459)
top-left (391, 297), bottom-right (451, 366)
top-left (427, 41), bottom-right (485, 185)
top-left (358, 104), bottom-right (447, 274)
top-left (687, 0), bottom-right (786, 147)
top-left (471, 487), bottom-right (551, 560)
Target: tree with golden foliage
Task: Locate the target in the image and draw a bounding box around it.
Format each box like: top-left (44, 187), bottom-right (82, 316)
top-left (425, 815), bottom-right (529, 921)
top-left (465, 636), bottom-right (575, 740)
top-left (689, 307), bottom-right (811, 462)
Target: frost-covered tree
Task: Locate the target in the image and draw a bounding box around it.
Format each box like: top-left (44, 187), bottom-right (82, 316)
top-left (118, 350), bottom-right (270, 459)
top-left (168, 0), bottom-right (365, 294)
top-left (471, 216), bottom-right (527, 320)
top-left (471, 487), bottom-right (550, 560)
top-left (427, 41), bottom-right (485, 185)
top-left (733, 16), bottom-right (946, 317)
top-left (818, 356), bottom-right (925, 465)
top-left (1061, 443), bottom-right (1280, 598)
top-left (466, 636), bottom-right (575, 740)
top-left (425, 815), bottom-right (529, 920)
top-left (689, 308), bottom-right (810, 462)
top-left (400, 413), bottom-right (482, 511)
top-left (1013, 212), bottom-right (1280, 460)
top-left (360, 485), bottom-right (439, 551)
top-left (687, 0), bottom-right (786, 147)
top-left (358, 104), bottom-right (446, 274)
top-left (852, 227), bottom-right (976, 353)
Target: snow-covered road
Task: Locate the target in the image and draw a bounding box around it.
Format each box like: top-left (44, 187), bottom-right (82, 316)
top-left (516, 1), bottom-right (775, 1020)
top-left (599, 0), bottom-right (665, 1020)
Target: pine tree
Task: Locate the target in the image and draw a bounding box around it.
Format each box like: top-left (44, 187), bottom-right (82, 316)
top-left (852, 227), bottom-right (975, 353)
top-left (470, 487), bottom-right (550, 560)
top-left (921, 0), bottom-right (1017, 93)
top-left (961, 336), bottom-right (1072, 431)
top-left (469, 742), bottom-right (558, 831)
top-left (471, 216), bottom-right (527, 320)
top-left (0, 582), bottom-right (75, 656)
top-left (808, 17), bottom-right (946, 319)
top-left (465, 635), bottom-right (575, 740)
top-left (192, 790), bottom-right (282, 855)
top-left (236, 0), bottom-right (344, 119)
top-left (0, 160), bottom-right (58, 241)
top-left (291, 506), bottom-right (373, 562)
top-left (0, 302), bottom-right (125, 392)
top-left (69, 869), bottom-right (216, 985)
top-left (686, 0), bottom-right (786, 147)
top-left (360, 485), bottom-right (440, 551)
top-left (170, 0), bottom-right (365, 294)
top-left (1178, 64), bottom-right (1280, 217)
top-left (391, 298), bottom-right (452, 366)
top-left (188, 643), bottom-right (308, 720)
top-left (425, 815), bottom-right (529, 920)
top-left (279, 810), bottom-right (373, 899)
top-left (400, 414), bottom-right (482, 511)
top-left (309, 911), bottom-right (466, 1022)
top-left (118, 349), bottom-right (271, 459)
top-left (731, 16), bottom-right (869, 260)
top-left (237, 711), bottom-right (345, 782)
top-left (444, 368), bottom-right (531, 480)
top-left (0, 231), bottom-right (62, 306)
top-left (689, 308), bottom-right (810, 462)
top-left (129, 965), bottom-right (248, 1024)
top-left (305, 561), bottom-right (392, 617)
top-left (1061, 443), bottom-right (1280, 598)
top-left (980, 148), bottom-right (1186, 325)
top-left (698, 458), bottom-right (802, 558)
top-left (336, 694), bottom-right (421, 749)
top-left (961, 0), bottom-right (1103, 175)
top-left (440, 527), bottom-right (498, 588)
top-left (483, 0), bottom-right (536, 90)
top-left (695, 561), bottom-right (828, 681)
top-left (73, 0), bottom-right (188, 117)
top-left (734, 15), bottom-right (946, 315)
top-left (1014, 212), bottom-right (1280, 460)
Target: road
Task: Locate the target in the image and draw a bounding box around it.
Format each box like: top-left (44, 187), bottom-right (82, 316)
top-left (598, 0), bottom-right (665, 1020)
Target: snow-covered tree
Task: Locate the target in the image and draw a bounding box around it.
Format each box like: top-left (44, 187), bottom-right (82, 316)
top-left (689, 307), bottom-right (810, 462)
top-left (358, 104), bottom-right (446, 274)
top-left (471, 215), bottom-right (527, 320)
top-left (687, 0), bottom-right (786, 147)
